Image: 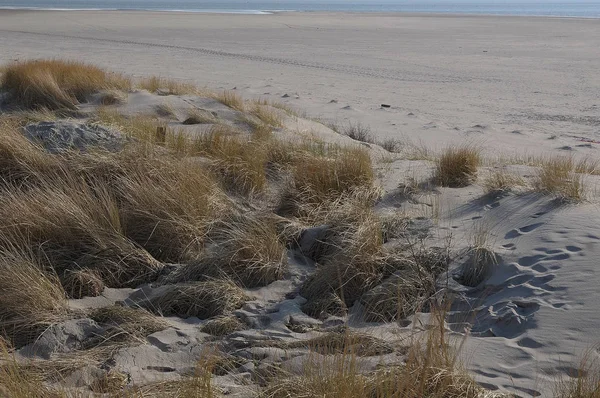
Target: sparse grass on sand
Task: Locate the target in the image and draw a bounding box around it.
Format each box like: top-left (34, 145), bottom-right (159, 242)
top-left (183, 108), bottom-right (218, 125)
top-left (342, 121), bottom-right (374, 143)
top-left (436, 145), bottom-right (481, 187)
top-left (534, 155), bottom-right (586, 202)
top-left (213, 90), bottom-right (245, 111)
top-left (1, 60), bottom-right (131, 110)
top-left (261, 309), bottom-right (486, 398)
top-left (553, 347), bottom-right (600, 398)
top-left (482, 169), bottom-right (525, 194)
top-left (137, 75), bottom-right (199, 96)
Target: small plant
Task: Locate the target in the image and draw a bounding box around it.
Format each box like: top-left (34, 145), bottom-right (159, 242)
top-left (436, 145), bottom-right (481, 187)
top-left (342, 121), bottom-right (374, 143)
top-left (380, 138), bottom-right (403, 153)
top-left (143, 280), bottom-right (247, 319)
top-left (213, 90), bottom-right (245, 111)
top-left (0, 250), bottom-right (70, 347)
top-left (201, 315), bottom-right (246, 336)
top-left (183, 108), bottom-right (217, 125)
top-left (534, 156), bottom-right (586, 202)
top-left (154, 102), bottom-right (176, 118)
top-left (138, 76), bottom-right (198, 95)
top-left (483, 169), bottom-right (525, 194)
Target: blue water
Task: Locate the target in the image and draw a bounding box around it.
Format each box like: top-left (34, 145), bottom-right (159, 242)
top-left (1, 0), bottom-right (600, 17)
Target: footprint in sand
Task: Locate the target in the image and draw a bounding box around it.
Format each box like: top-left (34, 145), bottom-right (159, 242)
top-left (504, 222), bottom-right (544, 239)
top-left (516, 337), bottom-right (544, 349)
top-left (507, 385), bottom-right (541, 397)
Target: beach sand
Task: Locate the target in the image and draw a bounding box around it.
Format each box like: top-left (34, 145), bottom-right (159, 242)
top-left (1, 11), bottom-right (599, 155)
top-left (1, 11), bottom-right (600, 397)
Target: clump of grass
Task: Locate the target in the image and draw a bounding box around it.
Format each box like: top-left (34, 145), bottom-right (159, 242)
top-left (292, 146), bottom-right (374, 201)
top-left (213, 90), bottom-right (245, 111)
top-left (0, 249), bottom-right (70, 347)
top-left (250, 102), bottom-right (283, 127)
top-left (380, 138), bottom-right (403, 153)
top-left (0, 339), bottom-right (58, 397)
top-left (1, 59), bottom-right (130, 110)
top-left (97, 89), bottom-right (127, 105)
top-left (174, 212), bottom-right (287, 288)
top-left (189, 128), bottom-right (269, 194)
top-left (154, 103), bottom-right (176, 118)
top-left (284, 330), bottom-right (394, 357)
top-left (342, 121), bottom-right (373, 143)
top-left (299, 201), bottom-right (391, 317)
top-left (0, 181), bottom-right (164, 289)
top-left (553, 347), bottom-right (600, 398)
top-left (482, 169), bottom-right (525, 194)
top-left (138, 76), bottom-right (198, 95)
top-left (183, 108), bottom-right (218, 125)
top-left (60, 268), bottom-right (105, 299)
top-left (90, 305), bottom-right (169, 343)
top-left (143, 280), bottom-right (247, 319)
top-left (201, 315), bottom-right (246, 336)
top-left (435, 145), bottom-right (481, 187)
top-left (534, 156), bottom-right (586, 202)
top-left (117, 156), bottom-right (228, 262)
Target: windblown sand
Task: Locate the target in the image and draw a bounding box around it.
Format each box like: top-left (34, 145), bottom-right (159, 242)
top-left (1, 11), bottom-right (600, 397)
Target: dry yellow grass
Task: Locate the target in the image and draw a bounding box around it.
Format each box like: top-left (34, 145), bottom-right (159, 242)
top-left (553, 347), bottom-right (600, 398)
top-left (213, 90), bottom-right (245, 111)
top-left (292, 146), bottom-right (374, 201)
top-left (143, 280), bottom-right (247, 319)
top-left (1, 60), bottom-right (130, 110)
top-left (0, 249), bottom-right (70, 348)
top-left (436, 145), bottom-right (481, 187)
top-left (137, 75), bottom-right (199, 96)
top-left (249, 102), bottom-right (284, 127)
top-left (534, 156), bottom-right (586, 202)
top-left (482, 169), bottom-right (525, 194)
top-left (174, 212), bottom-right (287, 288)
top-left (262, 309), bottom-right (486, 398)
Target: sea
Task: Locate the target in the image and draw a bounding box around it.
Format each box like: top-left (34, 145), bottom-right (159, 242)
top-left (0, 0), bottom-right (599, 17)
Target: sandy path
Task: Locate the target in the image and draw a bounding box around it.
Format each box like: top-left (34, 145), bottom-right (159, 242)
top-left (0, 11), bottom-right (599, 157)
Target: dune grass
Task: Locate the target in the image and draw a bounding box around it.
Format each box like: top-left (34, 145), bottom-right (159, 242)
top-left (1, 60), bottom-right (131, 110)
top-left (482, 169), bottom-right (525, 194)
top-left (0, 249), bottom-right (70, 348)
top-left (213, 90), bottom-right (245, 111)
top-left (143, 280), bottom-right (247, 319)
top-left (262, 309), bottom-right (486, 398)
top-left (553, 347), bottom-right (600, 398)
top-left (436, 145), bottom-right (481, 187)
top-left (137, 75), bottom-right (199, 96)
top-left (183, 108), bottom-right (218, 125)
top-left (534, 156), bottom-right (586, 202)
top-left (174, 212), bottom-right (287, 288)
top-left (201, 315), bottom-right (246, 337)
